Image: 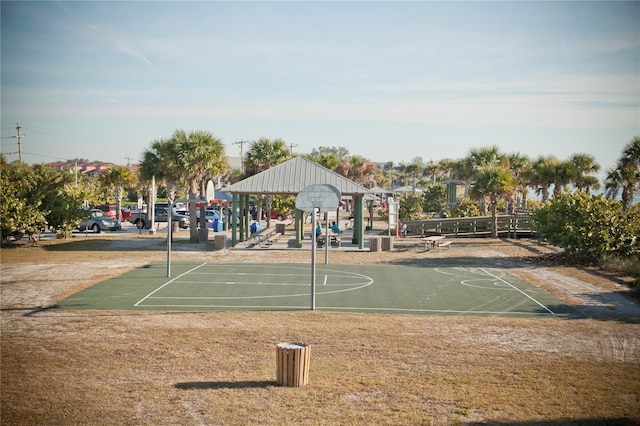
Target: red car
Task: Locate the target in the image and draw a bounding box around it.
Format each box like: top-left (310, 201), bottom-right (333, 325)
top-left (96, 205), bottom-right (117, 219)
top-left (270, 211), bottom-right (292, 221)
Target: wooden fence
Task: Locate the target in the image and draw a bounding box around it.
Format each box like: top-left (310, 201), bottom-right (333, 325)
top-left (404, 214), bottom-right (534, 238)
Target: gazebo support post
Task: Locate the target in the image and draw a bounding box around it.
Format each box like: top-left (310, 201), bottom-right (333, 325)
top-left (295, 209), bottom-right (304, 247)
top-left (231, 193), bottom-right (239, 246)
top-left (352, 195), bottom-right (364, 248)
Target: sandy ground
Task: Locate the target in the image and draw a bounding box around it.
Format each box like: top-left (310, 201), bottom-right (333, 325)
top-left (2, 232), bottom-right (638, 322)
top-left (1, 231), bottom-right (639, 425)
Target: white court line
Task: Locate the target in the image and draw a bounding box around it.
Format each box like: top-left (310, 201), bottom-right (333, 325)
top-left (134, 263), bottom-right (207, 307)
top-left (479, 267), bottom-right (555, 315)
top-left (133, 303), bottom-right (551, 316)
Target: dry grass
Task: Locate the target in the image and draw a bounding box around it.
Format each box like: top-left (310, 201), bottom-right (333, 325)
top-left (1, 234), bottom-right (639, 425)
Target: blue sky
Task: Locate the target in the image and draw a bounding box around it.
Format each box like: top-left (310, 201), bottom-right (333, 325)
top-left (1, 1), bottom-right (638, 181)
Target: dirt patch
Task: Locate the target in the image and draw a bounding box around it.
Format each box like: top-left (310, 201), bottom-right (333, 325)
top-left (2, 234), bottom-right (639, 424)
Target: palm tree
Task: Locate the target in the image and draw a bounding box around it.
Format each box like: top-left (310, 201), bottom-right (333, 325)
top-left (100, 166), bottom-right (136, 221)
top-left (570, 153), bottom-right (600, 193)
top-left (467, 146), bottom-right (509, 170)
top-left (605, 137), bottom-right (640, 211)
top-left (306, 151), bottom-right (340, 171)
top-left (470, 166), bottom-right (516, 238)
top-left (171, 129), bottom-right (228, 243)
top-left (401, 157), bottom-right (423, 194)
top-left (244, 138), bottom-right (290, 226)
top-left (507, 152), bottom-right (531, 211)
top-left (459, 147), bottom-right (509, 214)
top-left (530, 155), bottom-right (559, 202)
top-left (552, 160), bottom-right (574, 196)
top-left (139, 138), bottom-right (183, 227)
top-left (334, 155), bottom-right (377, 185)
top-left (244, 138), bottom-right (290, 175)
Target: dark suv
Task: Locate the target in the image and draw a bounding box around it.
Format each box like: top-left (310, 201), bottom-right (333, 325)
top-left (128, 203), bottom-right (189, 229)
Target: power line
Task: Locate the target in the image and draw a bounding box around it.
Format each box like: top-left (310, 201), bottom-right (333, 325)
top-left (11, 123), bottom-right (24, 163)
top-left (233, 140), bottom-right (249, 174)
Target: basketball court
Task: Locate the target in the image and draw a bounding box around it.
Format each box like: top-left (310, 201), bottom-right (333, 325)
top-left (55, 262), bottom-right (586, 318)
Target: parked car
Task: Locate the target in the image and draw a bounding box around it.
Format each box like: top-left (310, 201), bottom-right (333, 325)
top-left (195, 209), bottom-right (225, 225)
top-left (270, 211), bottom-right (292, 221)
top-left (249, 207), bottom-right (291, 221)
top-left (120, 207), bottom-right (132, 221)
top-left (96, 204), bottom-right (117, 219)
top-left (79, 209), bottom-right (122, 233)
top-left (128, 203), bottom-right (189, 229)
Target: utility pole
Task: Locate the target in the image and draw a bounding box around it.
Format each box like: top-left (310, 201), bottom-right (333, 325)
top-left (12, 123), bottom-right (24, 163)
top-left (125, 157), bottom-right (133, 167)
top-left (289, 143), bottom-right (298, 156)
top-left (233, 140), bottom-right (248, 174)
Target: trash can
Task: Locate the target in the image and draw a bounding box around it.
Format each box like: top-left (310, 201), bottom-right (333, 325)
top-left (250, 221), bottom-right (261, 234)
top-left (381, 236), bottom-right (393, 251)
top-left (214, 234), bottom-right (226, 250)
top-left (369, 236), bottom-right (381, 252)
top-left (276, 223), bottom-right (286, 235)
top-left (276, 342), bottom-right (310, 387)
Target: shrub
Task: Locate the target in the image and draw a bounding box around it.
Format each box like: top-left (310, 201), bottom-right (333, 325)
top-left (450, 198), bottom-right (482, 218)
top-left (531, 190), bottom-right (640, 262)
top-left (399, 195), bottom-right (423, 222)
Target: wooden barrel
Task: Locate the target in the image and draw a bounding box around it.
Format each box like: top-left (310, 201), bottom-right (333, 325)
top-left (276, 342), bottom-right (310, 387)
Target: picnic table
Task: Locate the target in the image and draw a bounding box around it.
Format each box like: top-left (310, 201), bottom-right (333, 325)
top-left (422, 235), bottom-right (451, 251)
top-left (245, 228), bottom-right (275, 248)
top-left (317, 231), bottom-right (342, 248)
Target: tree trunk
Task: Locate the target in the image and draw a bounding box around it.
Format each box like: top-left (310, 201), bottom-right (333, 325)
top-left (491, 197), bottom-right (498, 238)
top-left (199, 180), bottom-right (207, 242)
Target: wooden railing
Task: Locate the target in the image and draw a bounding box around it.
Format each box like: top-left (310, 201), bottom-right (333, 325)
top-left (404, 214), bottom-right (534, 238)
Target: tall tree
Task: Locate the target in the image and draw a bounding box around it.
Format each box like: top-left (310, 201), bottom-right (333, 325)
top-left (100, 166), bottom-right (136, 221)
top-left (605, 137), bottom-right (640, 211)
top-left (401, 157), bottom-right (424, 194)
top-left (552, 160), bottom-right (574, 196)
top-left (244, 138), bottom-right (290, 175)
top-left (139, 138), bottom-right (182, 227)
top-left (172, 130), bottom-right (228, 243)
top-left (470, 166), bottom-right (516, 238)
top-left (530, 155), bottom-right (559, 202)
top-left (570, 153), bottom-right (600, 193)
top-left (334, 155), bottom-right (377, 185)
top-left (244, 138), bottom-right (290, 227)
top-left (507, 152), bottom-right (531, 210)
top-left (306, 151), bottom-right (340, 171)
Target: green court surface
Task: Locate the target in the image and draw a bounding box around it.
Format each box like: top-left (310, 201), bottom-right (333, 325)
top-left (55, 262), bottom-right (586, 318)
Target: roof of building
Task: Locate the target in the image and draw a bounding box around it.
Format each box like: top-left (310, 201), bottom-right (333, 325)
top-left (224, 156), bottom-right (372, 196)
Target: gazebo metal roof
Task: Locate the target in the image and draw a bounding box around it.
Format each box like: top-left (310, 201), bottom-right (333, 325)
top-left (224, 156), bottom-right (372, 196)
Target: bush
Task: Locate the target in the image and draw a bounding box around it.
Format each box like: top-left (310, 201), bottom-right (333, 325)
top-left (399, 195), bottom-right (423, 222)
top-left (531, 190), bottom-right (640, 263)
top-left (450, 198), bottom-right (482, 218)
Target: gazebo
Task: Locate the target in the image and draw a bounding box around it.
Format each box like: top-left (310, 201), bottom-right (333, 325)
top-left (224, 157), bottom-right (373, 249)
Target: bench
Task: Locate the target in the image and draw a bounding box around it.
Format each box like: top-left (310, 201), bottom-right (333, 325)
top-left (436, 241), bottom-right (452, 250)
top-left (244, 228), bottom-right (273, 248)
top-left (259, 232), bottom-right (281, 248)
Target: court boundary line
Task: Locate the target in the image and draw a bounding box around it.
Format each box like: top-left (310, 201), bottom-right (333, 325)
top-left (131, 303), bottom-right (554, 316)
top-left (134, 262), bottom-right (207, 307)
top-left (128, 263), bottom-right (558, 316)
top-left (479, 267), bottom-right (555, 315)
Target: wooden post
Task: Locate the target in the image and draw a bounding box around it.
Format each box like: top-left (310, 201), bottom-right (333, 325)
top-left (276, 343), bottom-right (310, 387)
